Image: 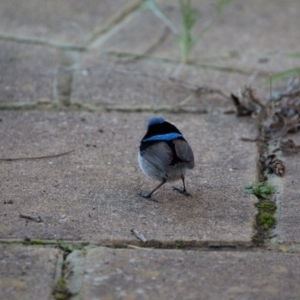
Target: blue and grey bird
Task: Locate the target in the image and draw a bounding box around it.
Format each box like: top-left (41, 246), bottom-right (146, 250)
top-left (138, 117), bottom-right (194, 200)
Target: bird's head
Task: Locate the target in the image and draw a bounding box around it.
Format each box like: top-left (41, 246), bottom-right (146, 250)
top-left (147, 117), bottom-right (165, 127)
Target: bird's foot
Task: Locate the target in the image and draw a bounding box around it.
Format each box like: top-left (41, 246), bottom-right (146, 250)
top-left (138, 192), bottom-right (159, 202)
top-left (172, 187), bottom-right (192, 197)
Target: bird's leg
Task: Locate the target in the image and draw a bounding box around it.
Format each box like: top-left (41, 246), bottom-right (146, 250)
top-left (139, 179), bottom-right (166, 201)
top-left (173, 176), bottom-right (192, 197)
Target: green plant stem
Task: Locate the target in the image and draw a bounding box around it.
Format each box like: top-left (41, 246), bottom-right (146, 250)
top-left (262, 68), bottom-right (300, 85)
top-left (178, 0), bottom-right (199, 63)
top-left (145, 0), bottom-right (230, 63)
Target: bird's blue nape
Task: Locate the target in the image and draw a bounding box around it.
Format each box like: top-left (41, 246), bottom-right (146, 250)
top-left (143, 132), bottom-right (182, 142)
top-left (147, 117), bottom-right (165, 127)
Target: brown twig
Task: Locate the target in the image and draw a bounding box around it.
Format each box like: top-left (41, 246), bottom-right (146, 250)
top-left (126, 244), bottom-right (152, 250)
top-left (20, 214), bottom-right (42, 222)
top-left (0, 149), bottom-right (74, 162)
top-left (240, 137), bottom-right (263, 142)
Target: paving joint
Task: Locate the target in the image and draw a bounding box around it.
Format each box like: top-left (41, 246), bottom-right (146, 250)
top-left (268, 150), bottom-right (284, 249)
top-left (0, 238), bottom-right (251, 249)
top-left (53, 50), bottom-right (82, 106)
top-left (250, 138), bottom-right (284, 248)
top-left (2, 238), bottom-right (300, 253)
top-left (0, 32), bottom-right (88, 51)
top-left (52, 244), bottom-right (87, 300)
top-left (0, 101), bottom-right (215, 113)
top-left (85, 0), bottom-right (143, 47)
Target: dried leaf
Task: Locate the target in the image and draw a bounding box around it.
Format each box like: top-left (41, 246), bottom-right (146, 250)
top-left (280, 139), bottom-right (300, 155)
top-left (231, 93), bottom-right (253, 116)
top-left (260, 153), bottom-right (285, 177)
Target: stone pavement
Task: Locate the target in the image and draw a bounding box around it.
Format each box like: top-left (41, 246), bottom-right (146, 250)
top-left (0, 0), bottom-right (300, 299)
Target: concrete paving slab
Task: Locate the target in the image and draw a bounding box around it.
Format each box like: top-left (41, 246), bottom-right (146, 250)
top-left (276, 134), bottom-right (300, 246)
top-left (76, 54), bottom-right (251, 110)
top-left (0, 111), bottom-right (256, 244)
top-left (0, 0), bottom-right (132, 44)
top-left (99, 0), bottom-right (299, 74)
top-left (0, 245), bottom-right (61, 300)
top-left (0, 42), bottom-right (56, 103)
top-left (82, 248), bottom-right (300, 300)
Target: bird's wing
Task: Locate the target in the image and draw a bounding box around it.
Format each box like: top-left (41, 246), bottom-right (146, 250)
top-left (173, 139), bottom-right (194, 169)
top-left (142, 142), bottom-right (173, 171)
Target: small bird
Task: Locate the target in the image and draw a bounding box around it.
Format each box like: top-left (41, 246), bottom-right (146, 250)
top-left (138, 117), bottom-right (194, 200)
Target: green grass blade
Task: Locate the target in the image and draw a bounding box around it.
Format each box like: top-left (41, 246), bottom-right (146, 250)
top-left (262, 68), bottom-right (300, 85)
